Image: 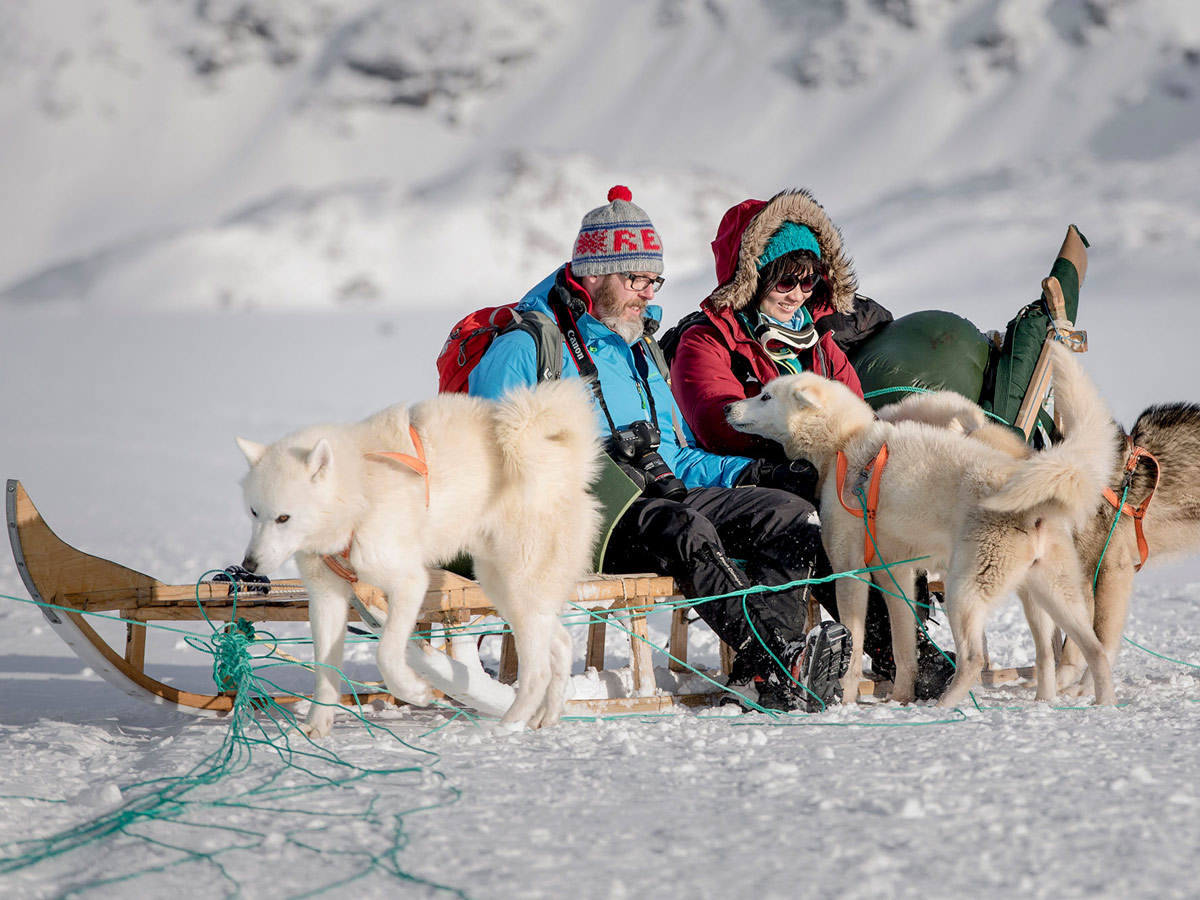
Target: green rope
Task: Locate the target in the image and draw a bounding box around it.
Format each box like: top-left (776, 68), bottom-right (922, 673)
top-left (862, 386), bottom-right (1014, 427)
top-left (1093, 483), bottom-right (1129, 592)
top-left (0, 574), bottom-right (473, 899)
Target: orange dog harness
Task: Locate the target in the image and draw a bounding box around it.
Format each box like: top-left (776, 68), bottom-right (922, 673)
top-left (322, 425), bottom-right (429, 583)
top-left (1101, 439), bottom-right (1160, 572)
top-left (835, 443), bottom-right (889, 567)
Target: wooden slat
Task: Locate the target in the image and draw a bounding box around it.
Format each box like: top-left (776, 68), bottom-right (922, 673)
top-left (124, 620), bottom-right (146, 670)
top-left (668, 607), bottom-right (689, 673)
top-left (626, 603), bottom-right (656, 697)
top-left (498, 632), bottom-right (518, 685)
top-left (585, 616), bottom-right (608, 672)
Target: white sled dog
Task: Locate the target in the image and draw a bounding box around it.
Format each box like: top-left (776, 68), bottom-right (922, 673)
top-left (725, 342), bottom-right (1119, 707)
top-left (881, 385), bottom-right (1200, 695)
top-left (236, 380), bottom-right (602, 736)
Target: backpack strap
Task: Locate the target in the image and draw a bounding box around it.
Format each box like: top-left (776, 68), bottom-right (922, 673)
top-left (509, 309), bottom-right (564, 383)
top-left (639, 334), bottom-right (672, 382)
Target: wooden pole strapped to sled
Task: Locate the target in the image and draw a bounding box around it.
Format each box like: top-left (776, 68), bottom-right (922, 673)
top-left (1013, 224), bottom-right (1090, 439)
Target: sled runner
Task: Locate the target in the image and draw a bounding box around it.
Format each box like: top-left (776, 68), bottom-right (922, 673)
top-left (7, 480), bottom-right (1035, 718)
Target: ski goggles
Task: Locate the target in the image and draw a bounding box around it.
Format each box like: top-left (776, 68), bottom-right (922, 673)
top-left (772, 272), bottom-right (821, 294)
top-left (755, 320), bottom-right (819, 357)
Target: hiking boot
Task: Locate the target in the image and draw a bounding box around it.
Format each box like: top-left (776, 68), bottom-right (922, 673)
top-left (756, 621), bottom-right (851, 712)
top-left (795, 621), bottom-right (852, 711)
top-left (914, 640), bottom-right (956, 700)
top-left (870, 629), bottom-right (956, 701)
top-left (719, 676), bottom-right (761, 710)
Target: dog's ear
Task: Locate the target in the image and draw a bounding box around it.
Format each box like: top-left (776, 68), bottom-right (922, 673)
top-left (236, 437), bottom-right (267, 466)
top-left (790, 382), bottom-right (823, 410)
top-left (306, 438), bottom-right (334, 482)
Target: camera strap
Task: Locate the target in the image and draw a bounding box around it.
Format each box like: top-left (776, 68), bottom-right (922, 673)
top-left (548, 288), bottom-right (660, 438)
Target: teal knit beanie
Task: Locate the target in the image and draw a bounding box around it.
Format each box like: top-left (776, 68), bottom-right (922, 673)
top-left (757, 222), bottom-right (821, 271)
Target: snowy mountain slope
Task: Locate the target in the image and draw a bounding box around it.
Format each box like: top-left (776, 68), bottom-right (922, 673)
top-left (2, 0), bottom-right (1198, 326)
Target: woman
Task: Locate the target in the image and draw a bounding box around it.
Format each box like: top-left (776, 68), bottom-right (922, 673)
top-left (670, 188), bottom-right (862, 458)
top-left (671, 189), bottom-right (953, 698)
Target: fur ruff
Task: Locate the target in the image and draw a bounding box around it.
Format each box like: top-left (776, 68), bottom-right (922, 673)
top-left (709, 188), bottom-right (858, 314)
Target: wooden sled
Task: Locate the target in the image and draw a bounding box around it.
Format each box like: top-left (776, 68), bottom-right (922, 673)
top-left (6, 480), bottom-right (1032, 719)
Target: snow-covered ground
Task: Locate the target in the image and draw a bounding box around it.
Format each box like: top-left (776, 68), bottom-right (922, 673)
top-left (3, 312), bottom-right (1200, 899)
top-left (4, 1), bottom-right (1200, 897)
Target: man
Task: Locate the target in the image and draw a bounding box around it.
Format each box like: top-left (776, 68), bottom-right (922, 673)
top-left (468, 185), bottom-right (850, 712)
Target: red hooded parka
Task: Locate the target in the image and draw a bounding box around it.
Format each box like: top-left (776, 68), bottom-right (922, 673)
top-left (670, 190), bottom-right (863, 457)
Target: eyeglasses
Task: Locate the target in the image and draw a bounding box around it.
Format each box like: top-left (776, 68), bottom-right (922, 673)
top-left (622, 273), bottom-right (665, 293)
top-left (773, 272), bottom-right (821, 294)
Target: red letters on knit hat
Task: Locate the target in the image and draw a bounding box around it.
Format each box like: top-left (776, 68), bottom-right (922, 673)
top-left (571, 185), bottom-right (665, 276)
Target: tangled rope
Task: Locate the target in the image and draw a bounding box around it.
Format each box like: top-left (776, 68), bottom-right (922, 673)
top-left (0, 574), bottom-right (471, 899)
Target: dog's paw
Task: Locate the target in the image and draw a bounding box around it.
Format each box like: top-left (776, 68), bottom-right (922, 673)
top-left (1055, 664), bottom-right (1084, 692)
top-left (396, 678), bottom-right (436, 707)
top-left (302, 708), bottom-right (336, 739)
top-left (839, 672), bottom-right (861, 705)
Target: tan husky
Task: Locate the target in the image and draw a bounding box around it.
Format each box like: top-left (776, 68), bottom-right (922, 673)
top-left (725, 343), bottom-right (1119, 707)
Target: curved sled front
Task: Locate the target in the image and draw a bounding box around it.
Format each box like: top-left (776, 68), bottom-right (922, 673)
top-left (5, 479), bottom-right (397, 716)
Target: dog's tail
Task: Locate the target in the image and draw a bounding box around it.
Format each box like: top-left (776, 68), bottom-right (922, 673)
top-left (982, 342), bottom-right (1117, 526)
top-left (493, 379), bottom-right (602, 488)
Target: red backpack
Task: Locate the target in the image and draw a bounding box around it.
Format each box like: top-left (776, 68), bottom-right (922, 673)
top-left (436, 304), bottom-right (564, 393)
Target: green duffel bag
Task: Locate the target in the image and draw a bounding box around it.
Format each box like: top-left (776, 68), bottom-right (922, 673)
top-left (848, 309), bottom-right (993, 412)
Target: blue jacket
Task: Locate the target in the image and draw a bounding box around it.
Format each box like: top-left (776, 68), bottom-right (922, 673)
top-left (469, 266), bottom-right (752, 489)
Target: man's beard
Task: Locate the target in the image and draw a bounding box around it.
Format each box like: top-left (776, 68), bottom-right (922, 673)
top-left (592, 279), bottom-right (646, 345)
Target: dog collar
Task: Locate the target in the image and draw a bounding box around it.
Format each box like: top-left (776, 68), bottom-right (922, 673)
top-left (1101, 438), bottom-right (1160, 571)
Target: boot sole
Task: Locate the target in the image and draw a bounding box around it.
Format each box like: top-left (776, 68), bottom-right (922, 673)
top-left (802, 623), bottom-right (852, 712)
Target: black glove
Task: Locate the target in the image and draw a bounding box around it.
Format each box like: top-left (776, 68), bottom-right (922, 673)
top-left (735, 458), bottom-right (820, 501)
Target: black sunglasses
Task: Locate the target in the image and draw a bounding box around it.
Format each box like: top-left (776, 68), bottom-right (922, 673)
top-left (773, 272), bottom-right (821, 294)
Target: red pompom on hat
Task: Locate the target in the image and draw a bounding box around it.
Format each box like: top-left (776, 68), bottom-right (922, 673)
top-left (571, 185), bottom-right (664, 276)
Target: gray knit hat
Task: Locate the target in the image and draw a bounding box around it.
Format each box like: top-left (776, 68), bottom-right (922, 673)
top-left (570, 185), bottom-right (664, 276)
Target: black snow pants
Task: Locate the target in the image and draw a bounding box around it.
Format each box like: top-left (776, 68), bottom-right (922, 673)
top-left (602, 485), bottom-right (899, 682)
top-left (601, 486), bottom-right (828, 681)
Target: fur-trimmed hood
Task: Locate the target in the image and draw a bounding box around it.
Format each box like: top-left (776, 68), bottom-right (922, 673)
top-left (707, 189), bottom-right (857, 314)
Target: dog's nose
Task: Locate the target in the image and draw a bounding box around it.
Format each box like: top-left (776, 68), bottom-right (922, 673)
top-left (723, 403), bottom-right (732, 414)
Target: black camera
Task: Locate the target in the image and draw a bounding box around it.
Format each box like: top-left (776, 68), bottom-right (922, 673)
top-left (606, 420), bottom-right (687, 500)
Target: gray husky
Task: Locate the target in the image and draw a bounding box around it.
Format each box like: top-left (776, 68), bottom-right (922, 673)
top-left (1058, 402), bottom-right (1200, 692)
